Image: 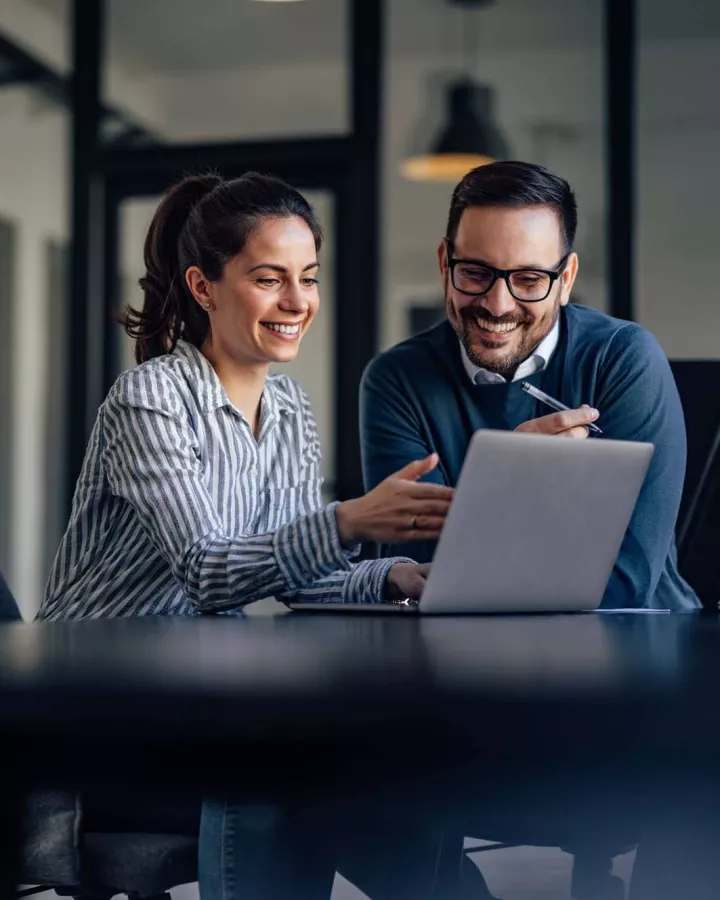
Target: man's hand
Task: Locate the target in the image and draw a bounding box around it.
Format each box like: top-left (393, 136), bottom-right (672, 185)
top-left (384, 563), bottom-right (430, 603)
top-left (515, 405), bottom-right (599, 439)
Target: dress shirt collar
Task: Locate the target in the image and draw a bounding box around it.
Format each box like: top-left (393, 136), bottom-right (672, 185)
top-left (173, 340), bottom-right (297, 417)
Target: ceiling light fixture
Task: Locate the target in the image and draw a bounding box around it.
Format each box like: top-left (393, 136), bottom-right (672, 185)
top-left (401, 0), bottom-right (510, 182)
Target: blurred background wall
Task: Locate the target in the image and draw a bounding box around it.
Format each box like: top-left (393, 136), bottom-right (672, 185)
top-left (0, 0), bottom-right (718, 618)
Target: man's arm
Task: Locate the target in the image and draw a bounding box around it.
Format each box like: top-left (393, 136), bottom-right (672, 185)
top-left (360, 355), bottom-right (444, 563)
top-left (595, 324), bottom-right (689, 608)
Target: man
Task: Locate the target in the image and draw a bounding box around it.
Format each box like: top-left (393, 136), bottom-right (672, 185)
top-left (361, 161), bottom-right (698, 610)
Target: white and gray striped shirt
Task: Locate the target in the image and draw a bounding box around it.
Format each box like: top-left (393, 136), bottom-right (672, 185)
top-left (40, 341), bottom-right (404, 620)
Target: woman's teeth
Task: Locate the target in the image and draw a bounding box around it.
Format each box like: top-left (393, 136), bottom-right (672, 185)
top-left (262, 323), bottom-right (300, 335)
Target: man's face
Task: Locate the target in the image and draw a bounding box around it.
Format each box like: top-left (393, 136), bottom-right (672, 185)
top-left (439, 205), bottom-right (578, 380)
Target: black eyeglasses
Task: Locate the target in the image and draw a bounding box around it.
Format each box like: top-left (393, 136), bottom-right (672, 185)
top-left (446, 243), bottom-right (570, 303)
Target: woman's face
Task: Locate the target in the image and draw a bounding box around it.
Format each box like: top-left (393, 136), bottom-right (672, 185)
top-left (186, 215), bottom-right (320, 368)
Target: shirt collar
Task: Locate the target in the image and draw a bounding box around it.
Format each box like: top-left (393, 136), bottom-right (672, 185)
top-left (172, 340), bottom-right (297, 417)
top-left (460, 317), bottom-right (560, 386)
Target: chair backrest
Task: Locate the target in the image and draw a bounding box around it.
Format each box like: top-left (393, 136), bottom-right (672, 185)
top-left (669, 360), bottom-right (720, 610)
top-left (677, 427), bottom-right (720, 611)
top-left (0, 568), bottom-right (22, 621)
top-left (669, 360), bottom-right (720, 539)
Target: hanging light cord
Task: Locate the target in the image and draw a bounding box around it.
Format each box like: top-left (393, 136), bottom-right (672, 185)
top-left (461, 5), bottom-right (480, 80)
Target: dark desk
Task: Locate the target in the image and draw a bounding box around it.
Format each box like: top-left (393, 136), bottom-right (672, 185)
top-left (2, 612), bottom-right (719, 898)
top-left (1, 612), bottom-right (717, 772)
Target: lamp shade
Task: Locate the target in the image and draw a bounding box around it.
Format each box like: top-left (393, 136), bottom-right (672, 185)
top-left (401, 80), bottom-right (509, 182)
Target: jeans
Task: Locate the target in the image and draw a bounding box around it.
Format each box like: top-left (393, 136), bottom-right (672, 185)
top-left (198, 797), bottom-right (497, 900)
top-left (199, 799), bottom-right (337, 900)
top-left (199, 790), bottom-right (640, 900)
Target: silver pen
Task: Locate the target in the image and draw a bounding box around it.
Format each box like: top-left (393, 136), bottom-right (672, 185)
top-left (520, 381), bottom-right (603, 435)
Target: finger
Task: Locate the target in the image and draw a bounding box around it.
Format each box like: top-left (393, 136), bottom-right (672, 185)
top-left (389, 529), bottom-right (444, 544)
top-left (410, 500), bottom-right (453, 517)
top-left (402, 518), bottom-right (446, 539)
top-left (391, 453), bottom-right (439, 482)
top-left (404, 576), bottom-right (427, 600)
top-left (551, 407), bottom-right (599, 430)
top-left (519, 407), bottom-right (599, 435)
top-left (396, 482), bottom-right (455, 502)
top-left (558, 425), bottom-right (591, 440)
top-left (408, 515), bottom-right (446, 532)
top-left (396, 529), bottom-right (445, 543)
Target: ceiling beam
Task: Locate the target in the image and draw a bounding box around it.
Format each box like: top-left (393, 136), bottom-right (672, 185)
top-left (97, 135), bottom-right (352, 197)
top-left (0, 31), bottom-right (67, 104)
top-left (0, 29), bottom-right (155, 145)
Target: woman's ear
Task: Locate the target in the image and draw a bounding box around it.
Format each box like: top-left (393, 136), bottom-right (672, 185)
top-left (186, 266), bottom-right (214, 312)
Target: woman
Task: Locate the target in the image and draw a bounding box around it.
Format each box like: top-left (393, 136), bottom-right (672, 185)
top-left (40, 172), bottom-right (452, 622)
top-left (39, 172), bottom-right (453, 898)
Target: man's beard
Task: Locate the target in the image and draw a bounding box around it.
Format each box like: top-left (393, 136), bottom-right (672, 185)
top-left (446, 288), bottom-right (558, 382)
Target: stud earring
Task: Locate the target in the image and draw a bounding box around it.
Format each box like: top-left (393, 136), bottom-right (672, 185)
top-left (203, 302), bottom-right (211, 310)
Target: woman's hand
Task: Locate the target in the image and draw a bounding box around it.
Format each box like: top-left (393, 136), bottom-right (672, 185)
top-left (335, 454), bottom-right (454, 546)
top-left (384, 563), bottom-right (430, 603)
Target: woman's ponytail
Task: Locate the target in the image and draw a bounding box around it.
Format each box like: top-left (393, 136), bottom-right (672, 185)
top-left (125, 174), bottom-right (221, 363)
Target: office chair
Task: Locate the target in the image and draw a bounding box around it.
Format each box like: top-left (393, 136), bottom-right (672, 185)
top-left (669, 361), bottom-right (720, 540)
top-left (0, 569), bottom-right (198, 900)
top-left (19, 830), bottom-right (197, 900)
top-left (674, 423), bottom-right (720, 611)
top-left (669, 360), bottom-right (720, 610)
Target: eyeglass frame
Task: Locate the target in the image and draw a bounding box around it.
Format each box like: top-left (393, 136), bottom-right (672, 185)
top-left (445, 241), bottom-right (571, 303)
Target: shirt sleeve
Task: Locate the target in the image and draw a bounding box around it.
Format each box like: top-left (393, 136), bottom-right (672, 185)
top-left (277, 384), bottom-right (416, 606)
top-left (102, 367), bottom-right (408, 611)
top-left (594, 324), bottom-right (688, 608)
top-left (360, 353), bottom-right (442, 564)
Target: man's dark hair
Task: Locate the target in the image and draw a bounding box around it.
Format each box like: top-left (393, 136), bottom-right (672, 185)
top-left (446, 161), bottom-right (577, 255)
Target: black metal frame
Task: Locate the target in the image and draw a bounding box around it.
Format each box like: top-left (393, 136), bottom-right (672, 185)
top-left (0, 31), bottom-right (154, 144)
top-left (67, 0), bottom-right (105, 506)
top-left (63, 0), bottom-right (384, 507)
top-left (605, 0), bottom-right (636, 321)
top-left (0, 219), bottom-right (15, 576)
top-left (0, 33), bottom-right (66, 101)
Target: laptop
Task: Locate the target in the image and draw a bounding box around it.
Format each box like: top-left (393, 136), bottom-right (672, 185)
top-left (288, 430), bottom-right (654, 615)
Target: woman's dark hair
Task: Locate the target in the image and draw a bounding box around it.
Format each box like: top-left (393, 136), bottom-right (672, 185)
top-left (124, 171), bottom-right (323, 363)
top-left (446, 160), bottom-right (577, 255)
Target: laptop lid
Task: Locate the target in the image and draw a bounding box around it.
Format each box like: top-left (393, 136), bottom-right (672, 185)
top-left (420, 430), bottom-right (654, 614)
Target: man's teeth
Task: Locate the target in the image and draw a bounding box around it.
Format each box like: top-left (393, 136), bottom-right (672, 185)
top-left (475, 318), bottom-right (518, 334)
top-left (263, 323), bottom-right (300, 335)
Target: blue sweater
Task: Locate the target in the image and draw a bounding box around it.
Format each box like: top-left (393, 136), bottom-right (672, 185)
top-left (361, 304), bottom-right (700, 610)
